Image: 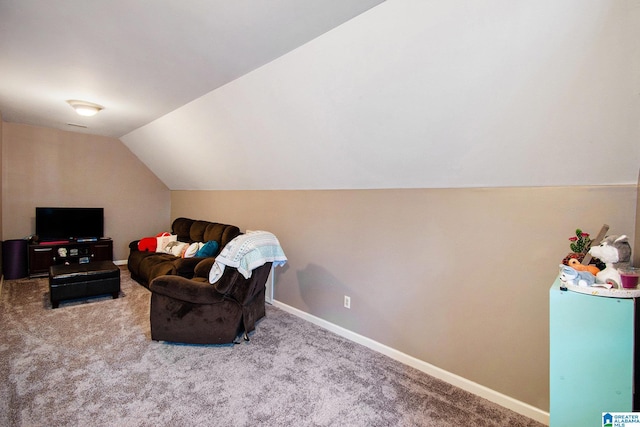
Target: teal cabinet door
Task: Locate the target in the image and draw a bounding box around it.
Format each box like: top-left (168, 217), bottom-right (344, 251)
top-left (550, 278), bottom-right (634, 427)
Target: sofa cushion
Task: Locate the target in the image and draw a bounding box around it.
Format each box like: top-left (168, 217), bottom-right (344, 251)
top-left (206, 223), bottom-right (240, 246)
top-left (190, 220), bottom-right (210, 242)
top-left (203, 223), bottom-right (225, 242)
top-left (139, 253), bottom-right (177, 283)
top-left (172, 218), bottom-right (195, 242)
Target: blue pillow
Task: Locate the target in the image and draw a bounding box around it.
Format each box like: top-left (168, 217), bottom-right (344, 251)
top-left (196, 240), bottom-right (219, 257)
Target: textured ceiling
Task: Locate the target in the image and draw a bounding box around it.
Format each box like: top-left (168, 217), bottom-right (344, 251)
top-left (0, 0), bottom-right (384, 137)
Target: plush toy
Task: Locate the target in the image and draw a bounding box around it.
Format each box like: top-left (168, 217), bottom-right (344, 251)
top-left (559, 264), bottom-right (596, 287)
top-left (587, 235), bottom-right (632, 288)
top-left (567, 258), bottom-right (600, 275)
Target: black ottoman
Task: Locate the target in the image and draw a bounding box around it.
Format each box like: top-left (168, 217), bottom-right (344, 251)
top-left (49, 261), bottom-right (121, 308)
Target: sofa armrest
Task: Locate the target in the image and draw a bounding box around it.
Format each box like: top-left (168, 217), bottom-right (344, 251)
top-left (129, 240), bottom-right (140, 251)
top-left (173, 257), bottom-right (209, 278)
top-left (194, 257), bottom-right (216, 279)
top-left (150, 275), bottom-right (222, 304)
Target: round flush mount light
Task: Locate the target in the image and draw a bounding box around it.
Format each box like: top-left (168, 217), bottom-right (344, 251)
top-left (66, 100), bottom-right (104, 117)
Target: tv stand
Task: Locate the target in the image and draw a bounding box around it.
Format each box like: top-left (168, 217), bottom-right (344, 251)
top-left (28, 238), bottom-right (113, 277)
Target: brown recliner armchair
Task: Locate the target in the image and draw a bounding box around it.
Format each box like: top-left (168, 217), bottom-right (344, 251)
top-left (148, 257), bottom-right (272, 344)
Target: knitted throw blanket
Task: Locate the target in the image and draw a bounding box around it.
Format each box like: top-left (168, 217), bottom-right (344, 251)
top-left (209, 230), bottom-right (287, 283)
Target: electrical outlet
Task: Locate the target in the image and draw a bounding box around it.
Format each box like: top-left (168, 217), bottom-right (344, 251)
top-left (344, 295), bottom-right (351, 309)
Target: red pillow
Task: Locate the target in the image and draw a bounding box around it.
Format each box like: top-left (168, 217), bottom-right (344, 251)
top-left (138, 237), bottom-right (157, 252)
top-left (138, 232), bottom-right (173, 252)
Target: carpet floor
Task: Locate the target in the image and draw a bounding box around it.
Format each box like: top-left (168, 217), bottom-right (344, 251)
top-left (0, 268), bottom-right (543, 427)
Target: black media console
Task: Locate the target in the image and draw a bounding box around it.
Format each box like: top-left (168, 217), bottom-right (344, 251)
top-left (28, 238), bottom-right (113, 278)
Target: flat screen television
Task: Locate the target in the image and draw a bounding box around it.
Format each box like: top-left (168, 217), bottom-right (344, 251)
top-left (35, 207), bottom-right (104, 241)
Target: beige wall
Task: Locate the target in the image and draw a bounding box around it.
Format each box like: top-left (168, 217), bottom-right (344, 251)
top-left (1, 122), bottom-right (171, 260)
top-left (172, 186), bottom-right (637, 412)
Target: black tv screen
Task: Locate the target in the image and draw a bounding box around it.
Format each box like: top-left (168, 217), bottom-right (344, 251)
top-left (36, 207), bottom-right (104, 241)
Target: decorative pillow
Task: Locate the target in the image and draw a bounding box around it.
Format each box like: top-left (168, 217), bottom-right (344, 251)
top-left (138, 237), bottom-right (157, 252)
top-left (161, 241), bottom-right (189, 257)
top-left (155, 233), bottom-right (177, 253)
top-left (196, 240), bottom-right (219, 258)
top-left (183, 242), bottom-right (203, 258)
top-left (158, 241), bottom-right (176, 254)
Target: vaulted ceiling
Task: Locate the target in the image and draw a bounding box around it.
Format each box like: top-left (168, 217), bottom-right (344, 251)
top-left (2, 1), bottom-right (638, 190)
top-left (0, 0), bottom-right (385, 138)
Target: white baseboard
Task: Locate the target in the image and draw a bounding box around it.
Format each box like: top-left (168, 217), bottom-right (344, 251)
top-left (271, 300), bottom-right (550, 426)
top-left (114, 259), bottom-right (128, 266)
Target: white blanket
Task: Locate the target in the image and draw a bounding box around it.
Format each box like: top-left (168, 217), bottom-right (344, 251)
top-left (209, 230), bottom-right (287, 284)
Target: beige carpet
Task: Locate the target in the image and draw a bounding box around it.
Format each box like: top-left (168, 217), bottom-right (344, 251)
top-left (0, 269), bottom-right (543, 426)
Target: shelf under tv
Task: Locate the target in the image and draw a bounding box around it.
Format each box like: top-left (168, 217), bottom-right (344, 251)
top-left (28, 239), bottom-right (113, 277)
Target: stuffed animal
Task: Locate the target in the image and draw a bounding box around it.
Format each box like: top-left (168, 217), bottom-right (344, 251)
top-left (567, 258), bottom-right (600, 275)
top-left (559, 264), bottom-right (596, 287)
top-left (587, 235), bottom-right (632, 288)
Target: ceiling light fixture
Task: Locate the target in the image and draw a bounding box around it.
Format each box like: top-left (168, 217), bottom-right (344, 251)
top-left (67, 100), bottom-right (104, 117)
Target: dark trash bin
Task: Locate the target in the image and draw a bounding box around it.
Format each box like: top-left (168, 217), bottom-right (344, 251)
top-left (3, 239), bottom-right (28, 279)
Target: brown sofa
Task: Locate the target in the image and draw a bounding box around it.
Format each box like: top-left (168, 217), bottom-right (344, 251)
top-left (128, 217), bottom-right (241, 288)
top-left (149, 258), bottom-right (272, 344)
